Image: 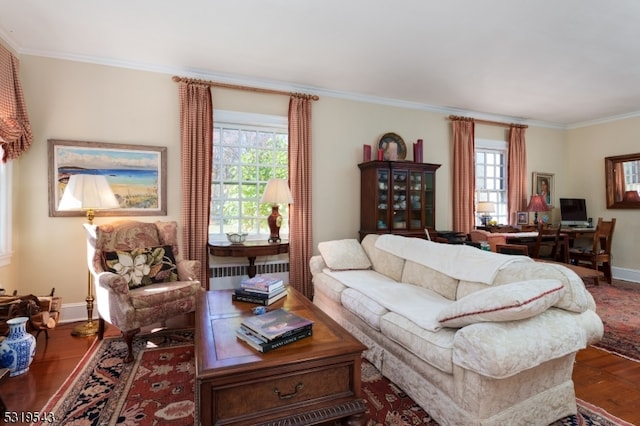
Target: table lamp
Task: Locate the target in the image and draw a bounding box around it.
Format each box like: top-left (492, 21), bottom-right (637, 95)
top-left (526, 194), bottom-right (550, 225)
top-left (476, 202), bottom-right (496, 226)
top-left (261, 178), bottom-right (293, 243)
top-left (58, 174), bottom-right (120, 336)
top-left (623, 190), bottom-right (640, 202)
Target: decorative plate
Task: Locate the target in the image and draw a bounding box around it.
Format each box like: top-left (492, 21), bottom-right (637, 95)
top-left (378, 132), bottom-right (407, 160)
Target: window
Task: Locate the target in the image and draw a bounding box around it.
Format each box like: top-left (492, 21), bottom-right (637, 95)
top-left (475, 139), bottom-right (508, 225)
top-left (0, 145), bottom-right (11, 266)
top-left (209, 111), bottom-right (288, 241)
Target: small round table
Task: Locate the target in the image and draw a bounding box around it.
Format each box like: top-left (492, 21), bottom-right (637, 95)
top-left (208, 240), bottom-right (289, 278)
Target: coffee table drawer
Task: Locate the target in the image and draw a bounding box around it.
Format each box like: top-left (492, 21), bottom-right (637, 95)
top-left (211, 364), bottom-right (353, 420)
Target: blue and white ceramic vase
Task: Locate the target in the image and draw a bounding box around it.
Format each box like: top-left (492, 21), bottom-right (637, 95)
top-left (0, 317), bottom-right (37, 376)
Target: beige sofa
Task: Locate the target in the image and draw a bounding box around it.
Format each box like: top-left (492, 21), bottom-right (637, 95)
top-left (310, 234), bottom-right (603, 426)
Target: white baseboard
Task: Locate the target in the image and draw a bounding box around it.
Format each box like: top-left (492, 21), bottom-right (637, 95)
top-left (612, 266), bottom-right (640, 284)
top-left (58, 302), bottom-right (98, 325)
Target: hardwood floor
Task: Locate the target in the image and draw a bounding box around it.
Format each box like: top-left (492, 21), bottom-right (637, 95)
top-left (1, 316), bottom-right (639, 425)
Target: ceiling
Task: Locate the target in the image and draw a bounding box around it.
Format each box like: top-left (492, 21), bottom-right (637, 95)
top-left (2, 0), bottom-right (640, 128)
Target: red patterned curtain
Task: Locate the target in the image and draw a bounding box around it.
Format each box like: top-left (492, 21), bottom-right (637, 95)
top-left (179, 82), bottom-right (212, 289)
top-left (288, 95), bottom-right (313, 299)
top-left (0, 43), bottom-right (32, 162)
top-left (451, 118), bottom-right (475, 234)
top-left (507, 125), bottom-right (527, 224)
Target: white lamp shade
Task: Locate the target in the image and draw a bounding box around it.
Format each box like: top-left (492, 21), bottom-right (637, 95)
top-left (476, 202), bottom-right (496, 213)
top-left (261, 178), bottom-right (293, 204)
top-left (58, 174), bottom-right (120, 211)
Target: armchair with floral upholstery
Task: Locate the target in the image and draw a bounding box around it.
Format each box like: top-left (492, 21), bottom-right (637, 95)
top-left (84, 220), bottom-right (202, 362)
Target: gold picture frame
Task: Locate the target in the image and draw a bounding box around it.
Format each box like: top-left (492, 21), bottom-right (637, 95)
top-left (532, 171), bottom-right (554, 207)
top-left (48, 139), bottom-right (167, 217)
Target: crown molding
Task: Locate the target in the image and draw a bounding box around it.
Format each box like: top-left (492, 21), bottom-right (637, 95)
top-left (14, 46), bottom-right (640, 131)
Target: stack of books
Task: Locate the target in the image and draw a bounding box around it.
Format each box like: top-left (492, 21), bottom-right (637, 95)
top-left (236, 308), bottom-right (314, 353)
top-left (232, 276), bottom-right (287, 306)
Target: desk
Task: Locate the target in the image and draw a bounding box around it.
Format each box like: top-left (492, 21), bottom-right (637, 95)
top-left (506, 233), bottom-right (570, 264)
top-left (209, 240), bottom-right (289, 278)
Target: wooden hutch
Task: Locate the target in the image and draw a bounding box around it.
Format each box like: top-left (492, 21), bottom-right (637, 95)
top-left (359, 160), bottom-right (440, 240)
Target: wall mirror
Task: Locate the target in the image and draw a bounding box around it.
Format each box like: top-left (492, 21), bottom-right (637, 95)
top-left (605, 153), bottom-right (640, 208)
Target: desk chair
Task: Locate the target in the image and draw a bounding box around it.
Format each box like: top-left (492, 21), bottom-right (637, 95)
top-left (532, 225), bottom-right (569, 263)
top-left (569, 217), bottom-right (616, 285)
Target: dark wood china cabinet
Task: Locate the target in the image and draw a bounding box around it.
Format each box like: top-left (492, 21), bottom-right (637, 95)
top-left (359, 161), bottom-right (440, 240)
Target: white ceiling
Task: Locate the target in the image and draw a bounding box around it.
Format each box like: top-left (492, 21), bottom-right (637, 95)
top-left (2, 0), bottom-right (640, 128)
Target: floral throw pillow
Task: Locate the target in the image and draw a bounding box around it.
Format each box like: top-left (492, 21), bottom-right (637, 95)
top-left (102, 245), bottom-right (179, 289)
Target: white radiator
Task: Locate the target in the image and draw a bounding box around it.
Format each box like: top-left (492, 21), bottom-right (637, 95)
top-left (209, 260), bottom-right (290, 290)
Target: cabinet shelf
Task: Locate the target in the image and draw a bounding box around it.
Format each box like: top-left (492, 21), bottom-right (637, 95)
top-left (359, 160), bottom-right (440, 240)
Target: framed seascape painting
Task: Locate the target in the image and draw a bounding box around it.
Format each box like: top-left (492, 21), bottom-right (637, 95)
top-left (48, 139), bottom-right (167, 217)
top-left (532, 171), bottom-right (554, 207)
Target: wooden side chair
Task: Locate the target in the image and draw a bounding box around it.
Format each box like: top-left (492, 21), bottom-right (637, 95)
top-left (496, 244), bottom-right (529, 256)
top-left (532, 225), bottom-right (569, 263)
top-left (569, 217), bottom-right (616, 284)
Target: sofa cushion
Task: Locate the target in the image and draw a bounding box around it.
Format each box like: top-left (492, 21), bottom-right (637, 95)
top-left (103, 245), bottom-right (178, 289)
top-left (341, 288), bottom-right (388, 331)
top-left (380, 312), bottom-right (456, 374)
top-left (361, 234), bottom-right (405, 282)
top-left (401, 260), bottom-right (459, 300)
top-left (457, 261), bottom-right (594, 313)
top-left (437, 279), bottom-right (564, 328)
top-left (318, 239), bottom-right (372, 270)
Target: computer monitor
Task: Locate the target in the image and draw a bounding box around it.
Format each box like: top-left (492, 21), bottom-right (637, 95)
top-left (559, 198), bottom-right (589, 227)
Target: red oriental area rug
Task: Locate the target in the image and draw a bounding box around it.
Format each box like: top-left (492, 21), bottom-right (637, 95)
top-left (587, 280), bottom-right (640, 361)
top-left (36, 329), bottom-right (631, 426)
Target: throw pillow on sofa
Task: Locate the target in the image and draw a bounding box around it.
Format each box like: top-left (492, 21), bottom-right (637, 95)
top-left (318, 239), bottom-right (372, 271)
top-left (437, 279), bottom-right (565, 328)
top-left (102, 245), bottom-right (179, 289)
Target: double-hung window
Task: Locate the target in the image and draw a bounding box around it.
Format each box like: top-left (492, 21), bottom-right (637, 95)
top-left (475, 139), bottom-right (508, 225)
top-left (209, 111), bottom-right (288, 241)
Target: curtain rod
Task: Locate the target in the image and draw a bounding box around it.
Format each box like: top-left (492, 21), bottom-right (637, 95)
top-left (448, 115), bottom-right (528, 129)
top-left (171, 76), bottom-right (319, 100)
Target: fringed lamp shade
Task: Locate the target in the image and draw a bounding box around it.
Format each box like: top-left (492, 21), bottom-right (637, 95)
top-left (623, 190), bottom-right (640, 202)
top-left (526, 194), bottom-right (550, 224)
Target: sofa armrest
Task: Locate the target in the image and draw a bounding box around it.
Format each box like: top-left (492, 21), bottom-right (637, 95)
top-left (177, 259), bottom-right (201, 283)
top-left (309, 255), bottom-right (327, 275)
top-left (451, 308), bottom-right (602, 379)
top-left (96, 271), bottom-right (130, 295)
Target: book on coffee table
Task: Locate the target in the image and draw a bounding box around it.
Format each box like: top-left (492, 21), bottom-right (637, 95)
top-left (232, 287), bottom-right (288, 305)
top-left (236, 326), bottom-right (312, 353)
top-left (240, 308), bottom-right (314, 342)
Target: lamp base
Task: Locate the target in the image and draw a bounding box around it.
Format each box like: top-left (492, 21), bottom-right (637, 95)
top-left (71, 320), bottom-right (99, 337)
top-left (267, 204), bottom-right (282, 243)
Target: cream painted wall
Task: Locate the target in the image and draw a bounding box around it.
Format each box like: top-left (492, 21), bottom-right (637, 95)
top-left (5, 52), bottom-right (636, 305)
top-left (566, 119), bottom-right (640, 274)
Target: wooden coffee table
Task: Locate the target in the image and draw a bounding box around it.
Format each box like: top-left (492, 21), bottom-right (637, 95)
top-left (195, 286), bottom-right (367, 425)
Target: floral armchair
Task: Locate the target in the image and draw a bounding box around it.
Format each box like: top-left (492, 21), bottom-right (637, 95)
top-left (84, 220), bottom-right (202, 362)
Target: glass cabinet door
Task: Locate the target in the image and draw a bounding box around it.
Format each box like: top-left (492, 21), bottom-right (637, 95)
top-left (423, 171), bottom-right (435, 228)
top-left (391, 170), bottom-right (408, 229)
top-left (408, 171), bottom-right (423, 229)
top-left (377, 169), bottom-right (389, 230)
